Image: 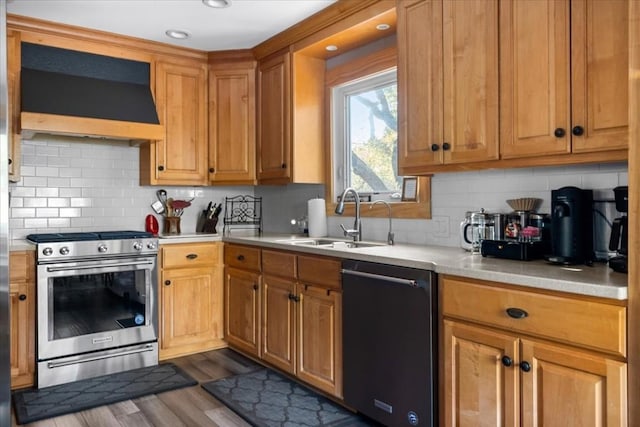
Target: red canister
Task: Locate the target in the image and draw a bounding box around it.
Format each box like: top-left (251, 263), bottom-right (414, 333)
top-left (145, 214), bottom-right (159, 235)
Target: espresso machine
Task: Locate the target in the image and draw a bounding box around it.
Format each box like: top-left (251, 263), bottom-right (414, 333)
top-left (546, 186), bottom-right (594, 265)
top-left (609, 186), bottom-right (628, 273)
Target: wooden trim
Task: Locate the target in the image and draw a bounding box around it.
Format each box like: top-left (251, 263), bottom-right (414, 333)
top-left (20, 112), bottom-right (165, 141)
top-left (628, 0), bottom-right (639, 424)
top-left (325, 45), bottom-right (397, 87)
top-left (8, 14), bottom-right (208, 61)
top-left (208, 49), bottom-right (256, 66)
top-left (252, 0), bottom-right (392, 60)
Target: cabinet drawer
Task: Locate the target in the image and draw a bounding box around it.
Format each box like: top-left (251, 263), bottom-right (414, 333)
top-left (298, 255), bottom-right (341, 290)
top-left (10, 251), bottom-right (33, 282)
top-left (162, 243), bottom-right (219, 269)
top-left (440, 276), bottom-right (627, 357)
top-left (262, 250), bottom-right (296, 278)
top-left (224, 244), bottom-right (261, 272)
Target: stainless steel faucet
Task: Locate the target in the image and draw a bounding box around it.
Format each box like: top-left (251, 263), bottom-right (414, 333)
top-left (370, 200), bottom-right (394, 245)
top-left (335, 187), bottom-right (362, 241)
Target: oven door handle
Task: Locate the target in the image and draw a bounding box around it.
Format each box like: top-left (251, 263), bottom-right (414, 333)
top-left (46, 259), bottom-right (155, 272)
top-left (47, 344), bottom-right (156, 369)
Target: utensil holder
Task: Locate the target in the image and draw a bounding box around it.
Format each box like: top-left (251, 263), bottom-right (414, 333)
top-left (164, 216), bottom-right (181, 234)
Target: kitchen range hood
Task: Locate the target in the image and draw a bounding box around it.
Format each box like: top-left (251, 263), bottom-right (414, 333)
top-left (20, 42), bottom-right (164, 141)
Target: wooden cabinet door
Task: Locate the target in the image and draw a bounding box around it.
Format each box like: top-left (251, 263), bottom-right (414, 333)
top-left (10, 281), bottom-right (35, 389)
top-left (570, 0), bottom-right (628, 153)
top-left (161, 267), bottom-right (220, 353)
top-left (261, 274), bottom-right (296, 374)
top-left (208, 65), bottom-right (256, 184)
top-left (153, 61), bottom-right (208, 184)
top-left (296, 285), bottom-right (342, 398)
top-left (224, 267), bottom-right (261, 357)
top-left (500, 0), bottom-right (571, 158)
top-left (257, 50), bottom-right (291, 182)
top-left (397, 0), bottom-right (444, 173)
top-left (442, 0), bottom-right (499, 164)
top-left (443, 320), bottom-right (519, 427)
top-left (7, 31), bottom-right (20, 182)
top-left (521, 339), bottom-right (627, 427)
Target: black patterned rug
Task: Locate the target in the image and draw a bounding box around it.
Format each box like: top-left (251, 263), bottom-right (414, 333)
top-left (12, 363), bottom-right (197, 425)
top-left (202, 368), bottom-right (377, 427)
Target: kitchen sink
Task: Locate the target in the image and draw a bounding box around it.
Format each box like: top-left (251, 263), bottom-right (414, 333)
top-left (276, 238), bottom-right (386, 249)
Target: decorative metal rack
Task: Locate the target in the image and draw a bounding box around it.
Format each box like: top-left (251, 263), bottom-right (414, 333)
top-left (223, 195), bottom-right (263, 235)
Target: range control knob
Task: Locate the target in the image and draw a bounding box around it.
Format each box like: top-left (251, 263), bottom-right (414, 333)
top-left (59, 247), bottom-right (70, 255)
top-left (98, 244), bottom-right (108, 253)
top-left (42, 247), bottom-right (53, 256)
top-left (147, 242), bottom-right (157, 250)
top-left (133, 242), bottom-right (143, 251)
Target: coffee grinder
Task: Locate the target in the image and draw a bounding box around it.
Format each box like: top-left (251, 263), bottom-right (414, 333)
top-left (609, 186), bottom-right (628, 273)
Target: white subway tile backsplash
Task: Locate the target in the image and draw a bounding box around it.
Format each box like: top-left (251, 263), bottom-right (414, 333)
top-left (12, 208), bottom-right (36, 218)
top-left (23, 177), bottom-right (48, 187)
top-left (24, 218), bottom-right (47, 228)
top-left (23, 198), bottom-right (46, 208)
top-left (36, 208), bottom-right (58, 218)
top-left (36, 187), bottom-right (59, 197)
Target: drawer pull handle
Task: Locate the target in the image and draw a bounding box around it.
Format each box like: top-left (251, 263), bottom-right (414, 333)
top-left (520, 361), bottom-right (532, 372)
top-left (237, 255), bottom-right (245, 261)
top-left (506, 307), bottom-right (528, 319)
top-left (501, 356), bottom-right (512, 367)
top-left (186, 254), bottom-right (198, 260)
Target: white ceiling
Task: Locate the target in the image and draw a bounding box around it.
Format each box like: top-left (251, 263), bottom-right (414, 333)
top-left (6, 0), bottom-right (338, 51)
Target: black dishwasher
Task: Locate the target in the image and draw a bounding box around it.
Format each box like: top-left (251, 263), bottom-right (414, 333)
top-left (342, 260), bottom-right (437, 427)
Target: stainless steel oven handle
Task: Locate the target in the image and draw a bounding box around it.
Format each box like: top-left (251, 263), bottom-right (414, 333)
top-left (46, 344), bottom-right (155, 369)
top-left (46, 260), bottom-right (154, 272)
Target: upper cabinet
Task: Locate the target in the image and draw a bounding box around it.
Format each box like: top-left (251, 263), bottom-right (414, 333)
top-left (208, 52), bottom-right (257, 185)
top-left (398, 0), bottom-right (499, 175)
top-left (257, 49), bottom-right (326, 185)
top-left (500, 0), bottom-right (628, 159)
top-left (397, 0), bottom-right (628, 175)
top-left (7, 30), bottom-right (21, 182)
top-left (141, 60), bottom-right (208, 185)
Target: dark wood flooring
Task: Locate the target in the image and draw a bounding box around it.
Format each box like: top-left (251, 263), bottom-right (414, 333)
top-left (12, 349), bottom-right (257, 427)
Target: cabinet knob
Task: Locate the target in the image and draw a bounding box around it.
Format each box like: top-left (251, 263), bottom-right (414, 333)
top-left (18, 294), bottom-right (26, 301)
top-left (572, 126), bottom-right (584, 136)
top-left (501, 355), bottom-right (513, 367)
top-left (164, 280), bottom-right (171, 286)
top-left (431, 144), bottom-right (440, 152)
top-left (442, 142), bottom-right (451, 151)
top-left (288, 293), bottom-right (300, 302)
top-left (186, 253), bottom-right (198, 260)
top-left (209, 167), bottom-right (215, 173)
top-left (281, 163), bottom-right (287, 169)
top-left (554, 128), bottom-right (566, 138)
top-left (506, 307), bottom-right (528, 319)
top-left (520, 361), bottom-right (532, 372)
top-left (253, 283), bottom-right (258, 291)
top-left (237, 255), bottom-right (245, 261)
top-left (8, 158), bottom-right (12, 165)
top-left (158, 165), bottom-right (165, 171)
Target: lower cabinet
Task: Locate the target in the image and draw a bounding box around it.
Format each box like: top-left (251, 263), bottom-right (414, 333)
top-left (441, 275), bottom-right (627, 427)
top-left (10, 251), bottom-right (35, 389)
top-left (159, 242), bottom-right (225, 360)
top-left (224, 244), bottom-right (343, 398)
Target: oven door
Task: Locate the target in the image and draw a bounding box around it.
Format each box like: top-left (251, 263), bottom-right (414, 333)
top-left (37, 255), bottom-right (158, 361)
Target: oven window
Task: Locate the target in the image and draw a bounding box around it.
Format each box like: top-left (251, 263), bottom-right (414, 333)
top-left (51, 270), bottom-right (147, 339)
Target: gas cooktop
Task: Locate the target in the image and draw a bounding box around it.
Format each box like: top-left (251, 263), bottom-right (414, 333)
top-left (27, 231), bottom-right (153, 243)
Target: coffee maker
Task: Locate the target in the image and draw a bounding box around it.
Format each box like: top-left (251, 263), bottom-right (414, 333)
top-left (546, 186), bottom-right (594, 265)
top-left (609, 186), bottom-right (628, 273)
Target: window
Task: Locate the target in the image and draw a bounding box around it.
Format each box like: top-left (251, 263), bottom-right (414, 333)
top-left (332, 69), bottom-right (401, 201)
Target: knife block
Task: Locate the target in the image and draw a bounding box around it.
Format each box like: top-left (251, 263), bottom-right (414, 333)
top-left (197, 210), bottom-right (218, 233)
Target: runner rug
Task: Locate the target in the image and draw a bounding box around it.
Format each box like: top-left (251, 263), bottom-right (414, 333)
top-left (12, 363), bottom-right (197, 425)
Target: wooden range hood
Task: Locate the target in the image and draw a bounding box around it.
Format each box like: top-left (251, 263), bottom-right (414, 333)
top-left (19, 42), bottom-right (164, 141)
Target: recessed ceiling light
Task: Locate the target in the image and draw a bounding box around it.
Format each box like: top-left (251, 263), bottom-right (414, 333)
top-left (325, 45), bottom-right (338, 52)
top-left (165, 29), bottom-right (190, 40)
top-left (376, 23), bottom-right (391, 31)
top-left (202, 0), bottom-right (232, 8)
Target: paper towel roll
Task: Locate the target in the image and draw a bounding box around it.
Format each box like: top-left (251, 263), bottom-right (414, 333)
top-left (307, 198), bottom-right (328, 237)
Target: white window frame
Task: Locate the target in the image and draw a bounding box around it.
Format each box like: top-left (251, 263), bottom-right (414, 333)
top-left (331, 68), bottom-right (399, 202)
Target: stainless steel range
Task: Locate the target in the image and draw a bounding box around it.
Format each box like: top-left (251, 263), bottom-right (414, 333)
top-left (27, 231), bottom-right (159, 388)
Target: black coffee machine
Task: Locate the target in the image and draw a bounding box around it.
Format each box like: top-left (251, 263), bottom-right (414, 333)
top-left (609, 186), bottom-right (628, 273)
top-left (546, 186), bottom-right (594, 265)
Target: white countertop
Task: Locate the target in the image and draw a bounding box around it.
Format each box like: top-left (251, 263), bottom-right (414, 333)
top-left (157, 233), bottom-right (222, 244)
top-left (224, 234), bottom-right (628, 300)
